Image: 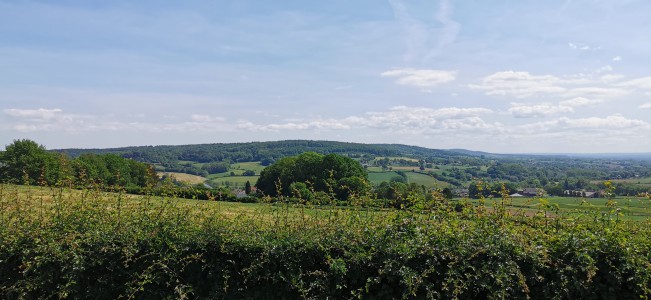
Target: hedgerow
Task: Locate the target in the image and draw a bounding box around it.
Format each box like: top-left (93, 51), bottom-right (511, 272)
top-left (1, 184), bottom-right (650, 299)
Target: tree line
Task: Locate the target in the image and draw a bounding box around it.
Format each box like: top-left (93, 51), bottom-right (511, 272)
top-left (0, 139), bottom-right (157, 190)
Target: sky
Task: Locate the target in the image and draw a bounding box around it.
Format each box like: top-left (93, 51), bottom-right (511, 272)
top-left (2, 0), bottom-right (651, 153)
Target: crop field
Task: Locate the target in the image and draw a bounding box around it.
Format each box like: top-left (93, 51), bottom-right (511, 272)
top-left (157, 172), bottom-right (206, 185)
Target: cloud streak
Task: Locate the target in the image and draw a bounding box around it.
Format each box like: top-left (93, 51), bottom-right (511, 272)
top-left (470, 71), bottom-right (630, 100)
top-left (388, 0), bottom-right (459, 63)
top-left (381, 68), bottom-right (456, 87)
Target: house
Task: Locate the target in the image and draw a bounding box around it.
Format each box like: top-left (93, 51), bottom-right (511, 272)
top-left (453, 188), bottom-right (469, 198)
top-left (564, 190), bottom-right (599, 198)
top-left (584, 191), bottom-right (597, 198)
top-left (235, 190), bottom-right (247, 198)
top-left (521, 188), bottom-right (542, 197)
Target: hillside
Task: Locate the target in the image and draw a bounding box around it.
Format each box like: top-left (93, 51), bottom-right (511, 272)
top-left (54, 140), bottom-right (651, 194)
top-left (56, 140), bottom-right (472, 163)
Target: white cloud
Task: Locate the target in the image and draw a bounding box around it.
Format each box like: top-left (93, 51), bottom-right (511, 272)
top-left (639, 103), bottom-right (651, 109)
top-left (568, 42), bottom-right (601, 51)
top-left (563, 87), bottom-right (629, 99)
top-left (471, 71), bottom-right (630, 99)
top-left (561, 115), bottom-right (648, 129)
top-left (3, 106), bottom-right (498, 136)
top-left (617, 77), bottom-right (651, 89)
top-left (593, 65), bottom-right (613, 74)
top-left (237, 119), bottom-right (351, 132)
top-left (508, 103), bottom-right (573, 118)
top-left (599, 74), bottom-right (625, 83)
top-left (190, 114), bottom-right (226, 123)
top-left (559, 97), bottom-right (603, 107)
top-left (613, 56), bottom-right (622, 61)
top-left (237, 106), bottom-right (496, 135)
top-left (469, 71), bottom-right (565, 98)
top-left (381, 68), bottom-right (456, 87)
top-left (2, 108), bottom-right (238, 133)
top-left (3, 108), bottom-right (63, 120)
top-left (521, 115), bottom-right (649, 133)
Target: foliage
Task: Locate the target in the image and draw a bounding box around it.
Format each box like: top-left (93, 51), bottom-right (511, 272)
top-left (0, 140), bottom-right (157, 191)
top-left (1, 183), bottom-right (651, 299)
top-left (256, 152), bottom-right (367, 199)
top-left (57, 140), bottom-right (651, 195)
top-left (0, 139), bottom-right (69, 185)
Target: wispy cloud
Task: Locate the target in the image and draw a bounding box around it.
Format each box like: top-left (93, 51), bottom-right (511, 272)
top-left (381, 68), bottom-right (456, 87)
top-left (429, 0), bottom-right (460, 61)
top-left (470, 71), bottom-right (630, 99)
top-left (559, 97), bottom-right (603, 107)
top-left (469, 71), bottom-right (566, 98)
top-left (568, 42), bottom-right (601, 51)
top-left (521, 115), bottom-right (649, 131)
top-left (388, 0), bottom-right (459, 63)
top-left (4, 108), bottom-right (63, 120)
top-left (617, 77), bottom-right (651, 90)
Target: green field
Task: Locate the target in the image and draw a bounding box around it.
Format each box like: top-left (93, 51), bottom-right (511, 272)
top-left (462, 195), bottom-right (651, 220)
top-left (207, 175), bottom-right (258, 188)
top-left (367, 171), bottom-right (401, 183)
top-left (230, 161), bottom-right (266, 173)
top-left (405, 172), bottom-right (450, 188)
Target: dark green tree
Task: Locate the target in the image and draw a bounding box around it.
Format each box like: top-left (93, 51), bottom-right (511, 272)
top-left (245, 180), bottom-right (252, 195)
top-left (256, 152), bottom-right (367, 199)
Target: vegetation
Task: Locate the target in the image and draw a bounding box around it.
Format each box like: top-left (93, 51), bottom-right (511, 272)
top-left (2, 183), bottom-right (651, 298)
top-left (256, 152), bottom-right (368, 200)
top-left (4, 139), bottom-right (651, 298)
top-left (0, 139), bottom-right (157, 191)
top-left (55, 140), bottom-right (651, 197)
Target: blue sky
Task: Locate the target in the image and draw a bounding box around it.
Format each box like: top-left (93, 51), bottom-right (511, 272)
top-left (2, 0), bottom-right (651, 153)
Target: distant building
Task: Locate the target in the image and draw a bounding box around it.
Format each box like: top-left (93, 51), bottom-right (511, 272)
top-left (453, 188), bottom-right (469, 198)
top-left (564, 190), bottom-right (599, 198)
top-left (521, 188), bottom-right (542, 197)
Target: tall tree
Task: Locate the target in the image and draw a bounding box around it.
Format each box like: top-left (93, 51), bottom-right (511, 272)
top-left (245, 180), bottom-right (252, 195)
top-left (0, 139), bottom-right (69, 185)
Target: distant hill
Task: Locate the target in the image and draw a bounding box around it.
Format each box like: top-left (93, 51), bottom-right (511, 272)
top-left (56, 140), bottom-right (476, 164)
top-left (53, 140), bottom-right (651, 194)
